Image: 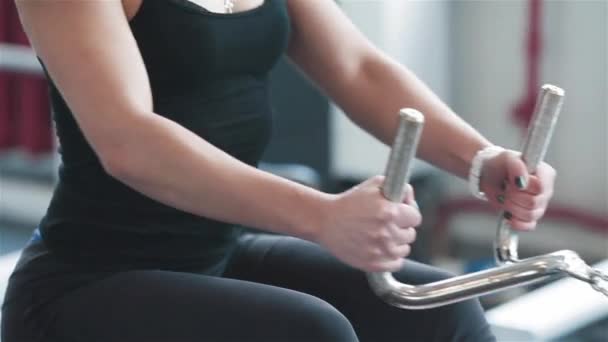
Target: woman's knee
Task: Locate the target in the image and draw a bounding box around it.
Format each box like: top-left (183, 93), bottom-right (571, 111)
top-left (431, 297), bottom-right (495, 341)
top-left (394, 262), bottom-right (495, 341)
top-left (293, 294), bottom-right (358, 342)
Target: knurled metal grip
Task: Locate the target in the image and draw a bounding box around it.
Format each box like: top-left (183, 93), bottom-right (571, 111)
top-left (520, 85), bottom-right (565, 173)
top-left (495, 85), bottom-right (565, 264)
top-left (381, 109), bottom-right (425, 202)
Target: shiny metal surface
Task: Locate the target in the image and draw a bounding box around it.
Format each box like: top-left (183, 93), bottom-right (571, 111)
top-left (369, 251), bottom-right (576, 309)
top-left (0, 43), bottom-right (43, 75)
top-left (496, 84), bottom-right (565, 264)
top-left (365, 85), bottom-right (603, 309)
top-left (380, 108), bottom-right (424, 203)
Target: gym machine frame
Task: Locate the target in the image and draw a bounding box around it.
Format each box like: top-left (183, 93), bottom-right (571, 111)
top-left (368, 84), bottom-right (608, 309)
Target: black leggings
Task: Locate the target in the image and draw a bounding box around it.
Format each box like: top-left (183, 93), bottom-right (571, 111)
top-left (2, 234), bottom-right (495, 342)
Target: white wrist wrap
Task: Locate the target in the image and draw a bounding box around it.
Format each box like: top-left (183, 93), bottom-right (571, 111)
top-left (468, 145), bottom-right (505, 201)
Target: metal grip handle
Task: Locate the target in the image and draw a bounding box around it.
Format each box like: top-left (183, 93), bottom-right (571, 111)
top-left (520, 84), bottom-right (565, 173)
top-left (496, 85), bottom-right (565, 263)
top-left (381, 109), bottom-right (425, 202)
top-left (367, 108), bottom-right (424, 301)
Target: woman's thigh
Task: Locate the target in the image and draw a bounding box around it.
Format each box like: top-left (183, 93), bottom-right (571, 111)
top-left (5, 269), bottom-right (358, 342)
top-left (225, 234), bottom-right (496, 342)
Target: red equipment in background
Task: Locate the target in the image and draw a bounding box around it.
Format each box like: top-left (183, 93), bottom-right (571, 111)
top-left (433, 0), bottom-right (607, 258)
top-left (0, 2), bottom-right (53, 155)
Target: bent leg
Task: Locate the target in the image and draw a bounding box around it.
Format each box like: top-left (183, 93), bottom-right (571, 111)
top-left (226, 234), bottom-right (496, 342)
top-left (37, 269), bottom-right (358, 342)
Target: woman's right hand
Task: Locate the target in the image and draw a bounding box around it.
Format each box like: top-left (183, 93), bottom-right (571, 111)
top-left (316, 176), bottom-right (421, 273)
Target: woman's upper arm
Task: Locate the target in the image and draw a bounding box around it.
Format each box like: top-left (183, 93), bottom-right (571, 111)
top-left (15, 0), bottom-right (152, 160)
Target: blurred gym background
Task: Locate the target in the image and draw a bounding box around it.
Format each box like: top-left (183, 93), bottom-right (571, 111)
top-left (1, 0), bottom-right (607, 340)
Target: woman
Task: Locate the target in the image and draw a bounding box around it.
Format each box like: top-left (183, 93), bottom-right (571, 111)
top-left (2, 0), bottom-right (556, 341)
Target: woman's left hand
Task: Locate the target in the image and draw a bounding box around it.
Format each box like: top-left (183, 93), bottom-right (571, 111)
top-left (479, 149), bottom-right (557, 231)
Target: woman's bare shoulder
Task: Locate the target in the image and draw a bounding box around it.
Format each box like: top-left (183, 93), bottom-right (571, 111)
top-left (122, 0), bottom-right (144, 21)
top-left (15, 0), bottom-right (153, 165)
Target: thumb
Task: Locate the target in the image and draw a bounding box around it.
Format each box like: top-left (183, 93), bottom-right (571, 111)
top-left (362, 175), bottom-right (385, 188)
top-left (506, 153), bottom-right (529, 190)
top-left (402, 184), bottom-right (420, 211)
top-left (403, 184), bottom-right (415, 205)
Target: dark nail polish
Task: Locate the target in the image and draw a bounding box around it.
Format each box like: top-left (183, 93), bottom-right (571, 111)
top-left (515, 176), bottom-right (527, 189)
top-left (504, 211), bottom-right (513, 220)
top-left (496, 194), bottom-right (505, 204)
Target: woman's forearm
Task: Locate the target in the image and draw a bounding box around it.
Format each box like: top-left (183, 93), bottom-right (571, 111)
top-left (334, 54), bottom-right (493, 179)
top-left (103, 112), bottom-right (328, 241)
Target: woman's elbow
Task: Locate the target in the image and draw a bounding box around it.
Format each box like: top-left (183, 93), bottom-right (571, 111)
top-left (99, 147), bottom-right (132, 181)
top-left (93, 112), bottom-right (152, 181)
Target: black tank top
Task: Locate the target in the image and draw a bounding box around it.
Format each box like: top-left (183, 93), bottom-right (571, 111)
top-left (39, 0), bottom-right (290, 268)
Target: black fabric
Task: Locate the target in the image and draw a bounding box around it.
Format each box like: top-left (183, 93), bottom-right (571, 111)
top-left (39, 0), bottom-right (290, 264)
top-left (2, 233), bottom-right (495, 342)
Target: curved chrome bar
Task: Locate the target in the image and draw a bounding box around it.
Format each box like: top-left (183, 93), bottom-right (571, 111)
top-left (367, 85), bottom-right (575, 310)
top-left (368, 250), bottom-right (576, 309)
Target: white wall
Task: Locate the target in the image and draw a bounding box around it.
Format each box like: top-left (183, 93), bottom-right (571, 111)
top-left (450, 0), bottom-right (608, 215)
top-left (543, 0), bottom-right (608, 215)
top-left (448, 0), bottom-right (607, 259)
top-left (331, 0), bottom-right (451, 179)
